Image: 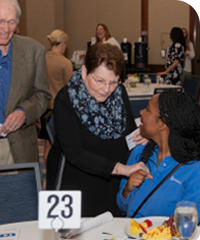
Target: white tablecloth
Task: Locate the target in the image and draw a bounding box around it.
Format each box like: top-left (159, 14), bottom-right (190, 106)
top-left (126, 83), bottom-right (181, 99)
top-left (1, 218), bottom-right (200, 240)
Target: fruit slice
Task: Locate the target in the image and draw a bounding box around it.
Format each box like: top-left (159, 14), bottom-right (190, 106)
top-left (139, 223), bottom-right (148, 233)
top-left (130, 219), bottom-right (141, 229)
top-left (132, 219), bottom-right (148, 233)
top-left (144, 219), bottom-right (153, 228)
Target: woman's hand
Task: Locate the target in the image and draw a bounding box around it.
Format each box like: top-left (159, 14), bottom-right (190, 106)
top-left (113, 161), bottom-right (152, 178)
top-left (133, 128), bottom-right (148, 146)
top-left (124, 161), bottom-right (152, 177)
top-left (122, 169), bottom-right (153, 198)
top-left (157, 71), bottom-right (166, 76)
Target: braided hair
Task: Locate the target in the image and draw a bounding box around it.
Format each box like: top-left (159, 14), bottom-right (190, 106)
top-left (138, 90), bottom-right (200, 165)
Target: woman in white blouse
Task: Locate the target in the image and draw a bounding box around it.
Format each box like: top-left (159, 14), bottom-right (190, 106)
top-left (182, 27), bottom-right (195, 83)
top-left (91, 23), bottom-right (120, 49)
top-left (79, 23), bottom-right (121, 59)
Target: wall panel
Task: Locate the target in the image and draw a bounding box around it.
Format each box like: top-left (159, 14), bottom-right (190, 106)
top-left (64, 0), bottom-right (98, 59)
top-left (26, 0), bottom-right (55, 48)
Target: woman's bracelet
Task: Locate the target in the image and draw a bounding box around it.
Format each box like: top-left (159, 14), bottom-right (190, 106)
top-left (116, 162), bottom-right (121, 176)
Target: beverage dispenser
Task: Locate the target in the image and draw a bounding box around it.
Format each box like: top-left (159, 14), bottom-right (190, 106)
top-left (121, 38), bottom-right (132, 69)
top-left (133, 37), bottom-right (149, 69)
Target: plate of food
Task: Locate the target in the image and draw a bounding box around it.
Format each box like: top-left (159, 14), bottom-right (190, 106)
top-left (124, 215), bottom-right (179, 240)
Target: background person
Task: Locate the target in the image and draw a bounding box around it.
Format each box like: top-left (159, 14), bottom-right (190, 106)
top-left (0, 0), bottom-right (52, 165)
top-left (91, 23), bottom-right (120, 48)
top-left (117, 90), bottom-right (200, 222)
top-left (157, 27), bottom-right (185, 85)
top-left (79, 23), bottom-right (120, 59)
top-left (38, 29), bottom-right (73, 165)
top-left (181, 27), bottom-right (195, 83)
top-left (47, 43), bottom-right (148, 217)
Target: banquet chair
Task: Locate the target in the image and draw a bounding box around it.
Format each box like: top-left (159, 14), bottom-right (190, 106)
top-left (182, 75), bottom-right (200, 100)
top-left (43, 110), bottom-right (55, 144)
top-left (129, 98), bottom-right (149, 118)
top-left (154, 87), bottom-right (183, 94)
top-left (43, 111), bottom-right (65, 190)
top-left (0, 162), bottom-right (42, 225)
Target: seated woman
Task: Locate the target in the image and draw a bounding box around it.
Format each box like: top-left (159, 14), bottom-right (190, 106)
top-left (117, 90), bottom-right (200, 223)
top-left (47, 43), bottom-right (148, 217)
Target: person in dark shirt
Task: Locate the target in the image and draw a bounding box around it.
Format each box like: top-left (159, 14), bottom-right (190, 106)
top-left (46, 43), bottom-right (148, 217)
top-left (157, 27), bottom-right (185, 85)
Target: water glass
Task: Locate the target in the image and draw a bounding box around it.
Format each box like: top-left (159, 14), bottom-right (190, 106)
top-left (165, 79), bottom-right (172, 85)
top-left (144, 78), bottom-right (151, 91)
top-left (156, 76), bottom-right (164, 85)
top-left (174, 201), bottom-right (198, 240)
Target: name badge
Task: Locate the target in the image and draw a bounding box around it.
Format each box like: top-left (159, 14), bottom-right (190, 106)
top-left (125, 128), bottom-right (138, 151)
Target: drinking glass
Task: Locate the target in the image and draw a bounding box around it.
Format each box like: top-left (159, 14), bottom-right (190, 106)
top-left (174, 201), bottom-right (198, 240)
top-left (165, 79), bottom-right (172, 85)
top-left (144, 78), bottom-right (151, 92)
top-left (156, 76), bottom-right (164, 85)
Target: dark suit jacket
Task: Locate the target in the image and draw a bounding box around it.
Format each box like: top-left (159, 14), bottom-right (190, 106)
top-left (5, 34), bottom-right (52, 163)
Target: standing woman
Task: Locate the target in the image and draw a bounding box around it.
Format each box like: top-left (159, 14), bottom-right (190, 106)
top-left (157, 27), bottom-right (185, 85)
top-left (39, 29), bottom-right (73, 165)
top-left (91, 23), bottom-right (121, 49)
top-left (79, 23), bottom-right (121, 59)
top-left (46, 43), bottom-right (148, 217)
top-left (181, 27), bottom-right (195, 82)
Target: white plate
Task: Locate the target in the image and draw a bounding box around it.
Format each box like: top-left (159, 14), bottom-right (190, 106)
top-left (124, 216), bottom-right (179, 240)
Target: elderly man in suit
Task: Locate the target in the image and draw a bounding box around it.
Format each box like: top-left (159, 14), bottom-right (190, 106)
top-left (0, 0), bottom-right (52, 164)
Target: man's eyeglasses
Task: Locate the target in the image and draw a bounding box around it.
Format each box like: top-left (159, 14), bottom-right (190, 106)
top-left (0, 19), bottom-right (17, 27)
top-left (90, 74), bottom-right (119, 88)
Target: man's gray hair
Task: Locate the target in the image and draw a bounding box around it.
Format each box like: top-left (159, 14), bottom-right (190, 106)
top-left (0, 0), bottom-right (22, 23)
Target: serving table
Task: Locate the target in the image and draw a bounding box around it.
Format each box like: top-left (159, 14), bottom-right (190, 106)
top-left (1, 218), bottom-right (200, 240)
top-left (126, 83), bottom-right (182, 100)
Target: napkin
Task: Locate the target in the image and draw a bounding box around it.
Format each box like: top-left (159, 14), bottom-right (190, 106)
top-left (0, 123), bottom-right (7, 137)
top-left (65, 211), bottom-right (113, 238)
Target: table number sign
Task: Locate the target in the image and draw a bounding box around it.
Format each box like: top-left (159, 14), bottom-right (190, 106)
top-left (39, 191), bottom-right (81, 229)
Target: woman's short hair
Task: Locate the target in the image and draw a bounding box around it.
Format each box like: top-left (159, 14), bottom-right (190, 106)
top-left (170, 27), bottom-right (185, 50)
top-left (1, 0), bottom-right (21, 23)
top-left (138, 90), bottom-right (200, 165)
top-left (85, 43), bottom-right (124, 77)
top-left (47, 29), bottom-right (69, 47)
top-left (95, 23), bottom-right (111, 43)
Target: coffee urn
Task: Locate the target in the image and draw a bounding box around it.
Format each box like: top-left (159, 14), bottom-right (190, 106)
top-left (133, 37), bottom-right (149, 69)
top-left (121, 38), bottom-right (132, 69)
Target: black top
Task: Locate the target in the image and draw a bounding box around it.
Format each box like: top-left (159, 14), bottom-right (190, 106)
top-left (46, 84), bottom-right (137, 217)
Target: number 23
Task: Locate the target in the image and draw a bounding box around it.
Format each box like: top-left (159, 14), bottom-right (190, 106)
top-left (47, 194), bottom-right (73, 219)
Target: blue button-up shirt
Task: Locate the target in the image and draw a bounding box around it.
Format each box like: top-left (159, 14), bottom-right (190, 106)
top-left (117, 144), bottom-right (200, 223)
top-left (0, 40), bottom-right (12, 124)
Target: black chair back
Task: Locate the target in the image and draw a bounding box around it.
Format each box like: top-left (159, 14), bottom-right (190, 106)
top-left (182, 75), bottom-right (200, 99)
top-left (154, 87), bottom-right (183, 94)
top-left (42, 110), bottom-right (55, 144)
top-left (129, 99), bottom-right (149, 118)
